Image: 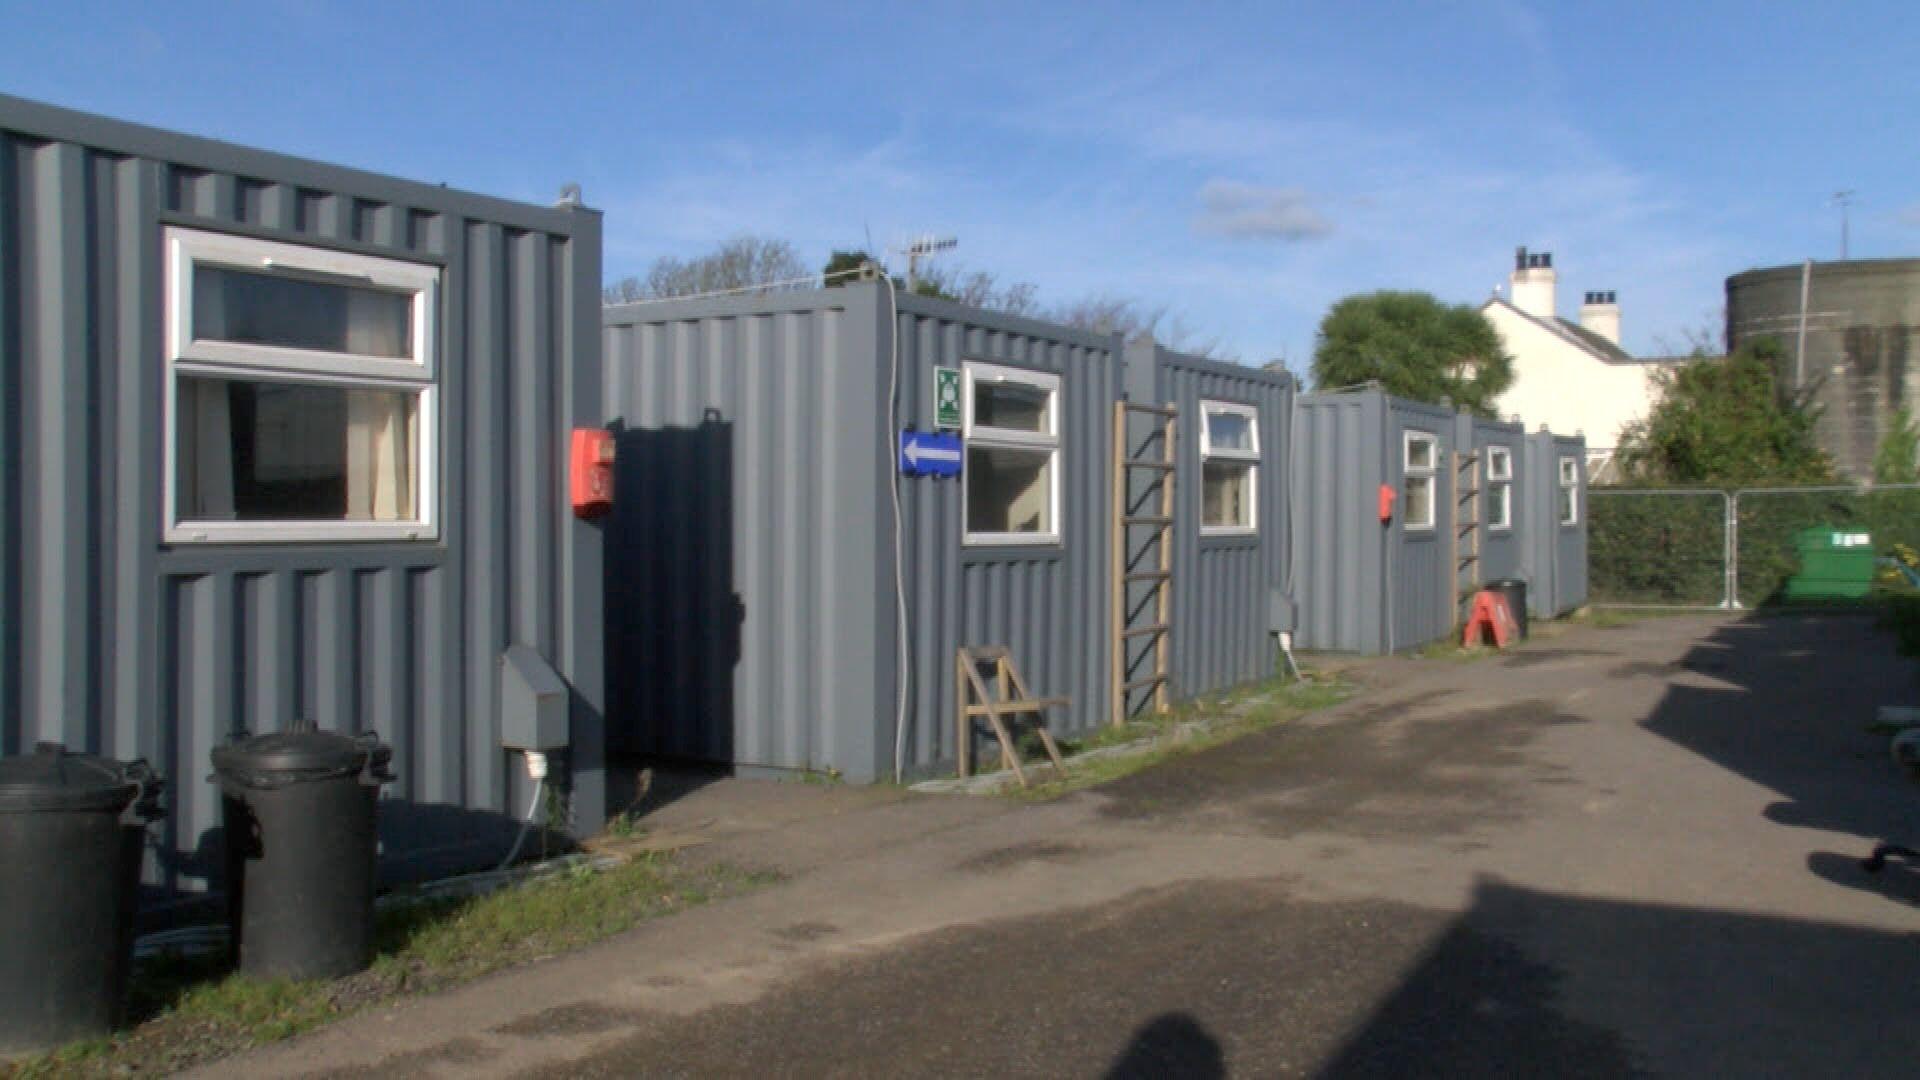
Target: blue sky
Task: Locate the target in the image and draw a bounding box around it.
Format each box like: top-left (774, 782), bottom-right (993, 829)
top-left (5, 2), bottom-right (1917, 369)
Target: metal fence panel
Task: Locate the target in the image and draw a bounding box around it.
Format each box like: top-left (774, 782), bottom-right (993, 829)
top-left (1589, 490), bottom-right (1731, 608)
top-left (1734, 485), bottom-right (1920, 606)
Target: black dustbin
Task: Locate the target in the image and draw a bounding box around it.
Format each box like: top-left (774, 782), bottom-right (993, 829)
top-left (212, 727), bottom-right (393, 980)
top-left (0, 744), bottom-right (163, 1054)
top-left (1489, 579), bottom-right (1530, 639)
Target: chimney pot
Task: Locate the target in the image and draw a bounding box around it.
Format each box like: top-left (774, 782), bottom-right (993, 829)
top-left (1508, 245), bottom-right (1559, 318)
top-left (1579, 288), bottom-right (1621, 345)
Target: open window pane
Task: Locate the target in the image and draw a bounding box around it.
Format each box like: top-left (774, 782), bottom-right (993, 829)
top-left (193, 264), bottom-right (413, 359)
top-left (966, 444), bottom-right (1053, 535)
top-left (1202, 461), bottom-right (1254, 529)
top-left (1205, 409), bottom-right (1255, 454)
top-left (1488, 447), bottom-right (1512, 480)
top-left (1404, 475), bottom-right (1434, 527)
top-left (177, 376), bottom-right (418, 522)
top-left (972, 380), bottom-right (1050, 434)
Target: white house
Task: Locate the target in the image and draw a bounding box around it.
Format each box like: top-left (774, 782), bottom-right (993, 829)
top-left (1482, 248), bottom-right (1684, 480)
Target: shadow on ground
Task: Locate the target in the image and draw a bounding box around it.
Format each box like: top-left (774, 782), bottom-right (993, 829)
top-left (1638, 613), bottom-right (1920, 898)
top-left (499, 876), bottom-right (1919, 1079)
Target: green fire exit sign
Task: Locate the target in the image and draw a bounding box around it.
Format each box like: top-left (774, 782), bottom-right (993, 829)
top-left (934, 366), bottom-right (962, 429)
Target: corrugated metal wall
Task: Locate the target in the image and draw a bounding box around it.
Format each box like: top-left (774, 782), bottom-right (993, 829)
top-left (1557, 435), bottom-right (1589, 610)
top-left (1521, 431), bottom-right (1589, 617)
top-left (1123, 343), bottom-right (1292, 703)
top-left (1292, 394), bottom-right (1387, 653)
top-left (0, 95), bottom-right (604, 896)
top-left (1454, 414), bottom-right (1527, 585)
top-left (1293, 392), bottom-right (1462, 654)
top-left (1385, 398), bottom-right (1456, 652)
top-left (888, 293), bottom-right (1117, 778)
top-left (604, 287), bottom-right (1113, 782)
top-left (601, 289), bottom-right (887, 778)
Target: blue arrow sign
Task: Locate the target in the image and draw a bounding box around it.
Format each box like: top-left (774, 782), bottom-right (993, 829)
top-left (900, 430), bottom-right (963, 478)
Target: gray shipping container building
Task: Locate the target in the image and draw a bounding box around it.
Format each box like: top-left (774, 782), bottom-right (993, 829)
top-left (0, 95), bottom-right (606, 899)
top-left (1523, 431), bottom-right (1589, 618)
top-left (1121, 341), bottom-right (1293, 704)
top-left (603, 283), bottom-right (1117, 782)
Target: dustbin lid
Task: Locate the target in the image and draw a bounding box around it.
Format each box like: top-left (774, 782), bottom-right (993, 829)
top-left (212, 729), bottom-right (380, 776)
top-left (0, 743), bottom-right (143, 813)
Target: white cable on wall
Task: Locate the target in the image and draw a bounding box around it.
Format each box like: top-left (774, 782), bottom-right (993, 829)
top-left (879, 271), bottom-right (911, 783)
top-left (497, 750), bottom-right (548, 871)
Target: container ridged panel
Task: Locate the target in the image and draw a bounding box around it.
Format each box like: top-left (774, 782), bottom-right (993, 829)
top-left (0, 99), bottom-right (600, 895)
top-left (1558, 436), bottom-right (1589, 609)
top-left (1292, 395), bottom-right (1384, 653)
top-left (1151, 350), bottom-right (1293, 699)
top-left (1520, 432), bottom-right (1588, 618)
top-left (1453, 414), bottom-right (1527, 589)
top-left (1385, 399), bottom-right (1455, 652)
top-left (602, 292), bottom-right (884, 777)
top-left (891, 296), bottom-right (1116, 778)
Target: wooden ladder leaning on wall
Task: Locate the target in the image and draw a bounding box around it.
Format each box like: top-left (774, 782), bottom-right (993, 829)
top-left (1111, 401), bottom-right (1177, 727)
top-left (1450, 448), bottom-right (1483, 631)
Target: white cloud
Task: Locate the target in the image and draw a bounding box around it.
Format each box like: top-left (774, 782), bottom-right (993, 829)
top-left (1192, 181), bottom-right (1331, 242)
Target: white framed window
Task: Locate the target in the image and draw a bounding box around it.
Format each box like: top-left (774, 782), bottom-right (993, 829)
top-left (1402, 431), bottom-right (1437, 530)
top-left (962, 361), bottom-right (1061, 545)
top-left (164, 227), bottom-right (441, 543)
top-left (1486, 445), bottom-right (1513, 530)
top-left (1558, 456), bottom-right (1580, 526)
top-left (1199, 400), bottom-right (1258, 535)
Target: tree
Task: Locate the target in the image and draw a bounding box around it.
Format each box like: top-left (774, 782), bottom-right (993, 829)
top-left (1310, 291), bottom-right (1513, 415)
top-left (604, 235), bottom-right (808, 304)
top-left (1051, 295), bottom-right (1227, 360)
top-left (1874, 405), bottom-right (1920, 484)
top-left (1614, 337), bottom-right (1833, 486)
top-left (820, 252), bottom-right (1042, 318)
top-left (822, 250), bottom-right (878, 286)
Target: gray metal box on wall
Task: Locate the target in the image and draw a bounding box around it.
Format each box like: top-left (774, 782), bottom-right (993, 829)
top-left (602, 285), bottom-right (1117, 783)
top-left (0, 94), bottom-right (606, 896)
top-left (1291, 390), bottom-right (1460, 655)
top-left (500, 645), bottom-right (570, 751)
top-left (1120, 339), bottom-right (1294, 705)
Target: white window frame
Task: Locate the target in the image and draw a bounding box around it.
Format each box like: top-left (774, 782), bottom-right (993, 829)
top-left (1199, 400), bottom-right (1259, 536)
top-left (1402, 430), bottom-right (1437, 531)
top-left (163, 227), bottom-right (441, 544)
top-left (1486, 445), bottom-right (1514, 531)
top-left (961, 361), bottom-right (1062, 546)
top-left (1558, 456), bottom-right (1580, 526)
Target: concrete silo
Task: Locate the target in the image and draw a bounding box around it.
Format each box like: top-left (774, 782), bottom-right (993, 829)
top-left (1726, 258), bottom-right (1920, 479)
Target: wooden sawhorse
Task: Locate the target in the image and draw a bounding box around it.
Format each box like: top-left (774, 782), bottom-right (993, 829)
top-left (955, 647), bottom-right (1069, 789)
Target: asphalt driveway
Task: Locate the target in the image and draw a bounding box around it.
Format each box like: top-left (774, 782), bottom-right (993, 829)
top-left (208, 613), bottom-right (1920, 1079)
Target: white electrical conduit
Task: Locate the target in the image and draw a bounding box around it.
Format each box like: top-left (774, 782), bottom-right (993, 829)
top-left (497, 750), bottom-right (548, 871)
top-left (879, 270), bottom-right (911, 784)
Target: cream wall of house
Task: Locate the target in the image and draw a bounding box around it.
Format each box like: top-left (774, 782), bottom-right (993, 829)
top-left (1486, 305), bottom-right (1659, 450)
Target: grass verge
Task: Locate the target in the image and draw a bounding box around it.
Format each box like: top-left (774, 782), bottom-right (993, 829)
top-left (1008, 674), bottom-right (1354, 801)
top-left (4, 854), bottom-right (777, 1079)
